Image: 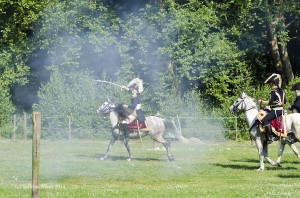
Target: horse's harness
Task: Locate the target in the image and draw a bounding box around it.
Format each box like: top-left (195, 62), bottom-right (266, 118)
top-left (232, 96), bottom-right (257, 113)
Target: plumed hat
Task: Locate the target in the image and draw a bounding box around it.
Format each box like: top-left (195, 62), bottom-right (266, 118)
top-left (291, 82), bottom-right (300, 91)
top-left (127, 78), bottom-right (144, 93)
top-left (264, 73), bottom-right (282, 88)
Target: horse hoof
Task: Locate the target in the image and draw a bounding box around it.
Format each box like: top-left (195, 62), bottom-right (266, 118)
top-left (256, 168), bottom-right (264, 171)
top-left (276, 162), bottom-right (282, 167)
top-left (127, 157), bottom-right (133, 161)
top-left (100, 156), bottom-right (107, 161)
top-left (168, 156), bottom-right (175, 162)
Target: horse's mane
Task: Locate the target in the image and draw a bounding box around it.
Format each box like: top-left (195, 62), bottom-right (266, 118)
top-left (114, 103), bottom-right (130, 120)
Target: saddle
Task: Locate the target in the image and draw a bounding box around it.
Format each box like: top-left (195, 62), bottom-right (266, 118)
top-left (128, 119), bottom-right (148, 132)
top-left (257, 110), bottom-right (287, 138)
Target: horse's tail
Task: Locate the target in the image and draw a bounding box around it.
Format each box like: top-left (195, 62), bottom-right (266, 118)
top-left (163, 118), bottom-right (189, 143)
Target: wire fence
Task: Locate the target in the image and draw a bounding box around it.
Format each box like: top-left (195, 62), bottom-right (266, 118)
top-left (0, 113), bottom-right (241, 141)
top-left (168, 115), bottom-right (239, 141)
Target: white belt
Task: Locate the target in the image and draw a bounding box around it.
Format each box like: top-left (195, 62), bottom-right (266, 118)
top-left (136, 104), bottom-right (141, 110)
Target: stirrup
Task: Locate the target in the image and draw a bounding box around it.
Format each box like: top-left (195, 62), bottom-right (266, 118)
top-left (267, 137), bottom-right (275, 144)
top-left (267, 140), bottom-right (273, 144)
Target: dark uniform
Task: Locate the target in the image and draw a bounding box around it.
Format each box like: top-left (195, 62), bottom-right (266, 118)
top-left (289, 82), bottom-right (300, 113)
top-left (260, 73), bottom-right (286, 144)
top-left (128, 93), bottom-right (145, 122)
top-left (261, 88), bottom-right (286, 125)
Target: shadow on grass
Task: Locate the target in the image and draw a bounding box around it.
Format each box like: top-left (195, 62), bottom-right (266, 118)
top-left (231, 158), bottom-right (300, 165)
top-left (214, 160), bottom-right (298, 170)
top-left (94, 154), bottom-right (163, 162)
top-left (231, 158), bottom-right (259, 163)
top-left (214, 163), bottom-right (258, 170)
top-left (278, 174), bottom-right (300, 178)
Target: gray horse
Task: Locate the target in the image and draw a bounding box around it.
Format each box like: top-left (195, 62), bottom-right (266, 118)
top-left (229, 92), bottom-right (300, 171)
top-left (97, 98), bottom-right (189, 161)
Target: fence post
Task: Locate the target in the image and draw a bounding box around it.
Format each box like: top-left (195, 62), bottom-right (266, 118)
top-left (24, 112), bottom-right (27, 141)
top-left (68, 116), bottom-right (72, 141)
top-left (235, 116), bottom-right (238, 141)
top-left (32, 112), bottom-right (41, 198)
top-left (176, 115), bottom-right (182, 134)
top-left (13, 115), bottom-right (16, 141)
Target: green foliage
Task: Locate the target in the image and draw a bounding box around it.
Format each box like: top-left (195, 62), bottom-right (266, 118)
top-left (34, 70), bottom-right (102, 139)
top-left (0, 84), bottom-right (15, 137)
top-left (0, 0), bottom-right (42, 130)
top-left (157, 90), bottom-right (225, 140)
top-left (1, 0), bottom-right (300, 141)
top-left (33, 0), bottom-right (118, 75)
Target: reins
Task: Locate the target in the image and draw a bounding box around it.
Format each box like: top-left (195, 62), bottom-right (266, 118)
top-left (233, 96), bottom-right (257, 113)
top-left (232, 96), bottom-right (258, 135)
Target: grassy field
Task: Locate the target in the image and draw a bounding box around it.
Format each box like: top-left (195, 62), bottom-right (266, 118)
top-left (1, 138), bottom-right (300, 198)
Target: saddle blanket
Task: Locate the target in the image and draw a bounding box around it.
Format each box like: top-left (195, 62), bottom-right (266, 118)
top-left (128, 119), bottom-right (147, 130)
top-left (257, 110), bottom-right (287, 138)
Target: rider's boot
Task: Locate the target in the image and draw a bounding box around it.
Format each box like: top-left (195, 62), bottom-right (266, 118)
top-left (264, 124), bottom-right (274, 144)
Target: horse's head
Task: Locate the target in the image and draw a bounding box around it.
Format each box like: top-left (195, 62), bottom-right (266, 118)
top-left (97, 99), bottom-right (117, 116)
top-left (229, 92), bottom-right (257, 114)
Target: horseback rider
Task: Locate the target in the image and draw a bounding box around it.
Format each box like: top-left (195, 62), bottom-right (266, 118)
top-left (288, 82), bottom-right (300, 113)
top-left (121, 78), bottom-right (145, 139)
top-left (258, 73), bottom-right (286, 144)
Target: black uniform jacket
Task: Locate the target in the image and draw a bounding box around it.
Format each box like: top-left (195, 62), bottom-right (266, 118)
top-left (291, 95), bottom-right (300, 113)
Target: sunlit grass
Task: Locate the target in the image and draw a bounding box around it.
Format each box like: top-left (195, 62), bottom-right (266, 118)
top-left (1, 139), bottom-right (300, 197)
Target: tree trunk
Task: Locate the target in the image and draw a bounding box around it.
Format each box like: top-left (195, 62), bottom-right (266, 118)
top-left (269, 24), bottom-right (283, 72)
top-left (279, 44), bottom-right (294, 83)
top-left (265, 0), bottom-right (294, 86)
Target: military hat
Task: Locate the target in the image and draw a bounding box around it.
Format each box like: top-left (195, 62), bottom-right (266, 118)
top-left (127, 78), bottom-right (144, 93)
top-left (291, 82), bottom-right (300, 91)
top-left (264, 73), bottom-right (282, 88)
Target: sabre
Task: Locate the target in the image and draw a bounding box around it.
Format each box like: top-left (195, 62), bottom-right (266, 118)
top-left (95, 80), bottom-right (127, 90)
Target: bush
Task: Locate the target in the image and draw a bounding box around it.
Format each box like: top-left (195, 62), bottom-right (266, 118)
top-left (34, 70), bottom-right (108, 139)
top-left (0, 86), bottom-right (15, 137)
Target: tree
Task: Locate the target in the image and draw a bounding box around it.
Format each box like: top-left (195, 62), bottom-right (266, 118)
top-left (259, 0), bottom-right (300, 84)
top-left (155, 1), bottom-right (252, 105)
top-left (34, 70), bottom-right (125, 139)
top-left (0, 0), bottom-right (45, 118)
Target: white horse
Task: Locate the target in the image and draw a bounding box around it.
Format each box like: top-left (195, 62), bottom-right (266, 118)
top-left (97, 98), bottom-right (189, 161)
top-left (229, 92), bottom-right (300, 171)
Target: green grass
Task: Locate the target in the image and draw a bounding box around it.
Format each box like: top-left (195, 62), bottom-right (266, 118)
top-left (1, 139), bottom-right (300, 197)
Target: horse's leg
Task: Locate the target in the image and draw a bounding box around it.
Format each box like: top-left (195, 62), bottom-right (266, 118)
top-left (287, 142), bottom-right (300, 160)
top-left (262, 141), bottom-right (277, 166)
top-left (162, 139), bottom-right (174, 162)
top-left (100, 137), bottom-right (116, 160)
top-left (276, 141), bottom-right (300, 166)
top-left (123, 137), bottom-right (133, 161)
top-left (255, 139), bottom-right (265, 171)
top-left (275, 140), bottom-right (286, 167)
top-left (152, 134), bottom-right (174, 161)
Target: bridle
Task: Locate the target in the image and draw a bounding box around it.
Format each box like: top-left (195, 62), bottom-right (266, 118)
top-left (232, 96), bottom-right (257, 113)
top-left (97, 102), bottom-right (115, 115)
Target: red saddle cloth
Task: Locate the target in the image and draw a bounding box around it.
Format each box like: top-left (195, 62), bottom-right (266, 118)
top-left (128, 119), bottom-right (146, 129)
top-left (270, 117), bottom-right (284, 134)
top-left (257, 110), bottom-right (285, 134)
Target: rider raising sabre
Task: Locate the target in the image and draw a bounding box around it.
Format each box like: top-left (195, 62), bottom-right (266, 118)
top-left (120, 78), bottom-right (145, 140)
top-left (258, 73), bottom-right (286, 144)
